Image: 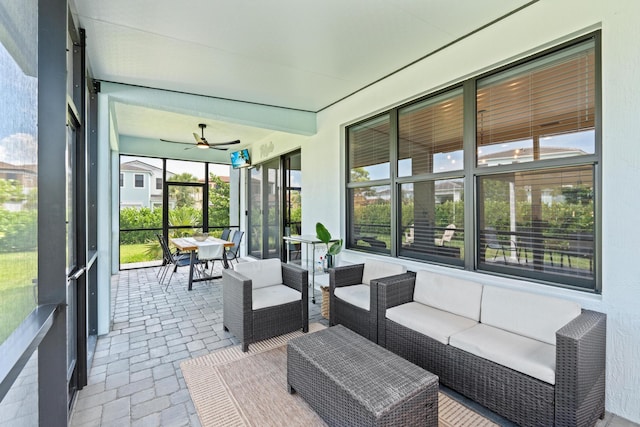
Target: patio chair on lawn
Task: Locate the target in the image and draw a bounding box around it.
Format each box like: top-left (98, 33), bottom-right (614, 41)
top-left (330, 259), bottom-right (407, 342)
top-left (222, 258), bottom-right (308, 352)
top-left (434, 224), bottom-right (456, 246)
top-left (483, 227), bottom-right (518, 264)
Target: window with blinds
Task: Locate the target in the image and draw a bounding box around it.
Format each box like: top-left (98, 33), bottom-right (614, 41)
top-left (345, 33), bottom-right (599, 291)
top-left (477, 165), bottom-right (594, 288)
top-left (399, 88), bottom-right (463, 176)
top-left (348, 114), bottom-right (390, 182)
top-left (477, 40), bottom-right (595, 167)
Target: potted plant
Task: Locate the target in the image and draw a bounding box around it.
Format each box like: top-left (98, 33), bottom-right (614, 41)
top-left (316, 222), bottom-right (343, 271)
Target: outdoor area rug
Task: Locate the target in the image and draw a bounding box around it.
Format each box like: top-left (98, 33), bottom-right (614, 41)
top-left (181, 323), bottom-right (498, 427)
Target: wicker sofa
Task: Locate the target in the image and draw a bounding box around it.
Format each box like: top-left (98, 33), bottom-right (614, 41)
top-left (376, 270), bottom-right (606, 427)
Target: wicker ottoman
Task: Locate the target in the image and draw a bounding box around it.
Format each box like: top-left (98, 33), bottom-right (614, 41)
top-left (287, 325), bottom-right (438, 426)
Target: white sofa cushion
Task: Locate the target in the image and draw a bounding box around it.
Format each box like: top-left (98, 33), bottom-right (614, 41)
top-left (361, 259), bottom-right (407, 285)
top-left (334, 284), bottom-right (370, 311)
top-left (234, 258), bottom-right (283, 289)
top-left (387, 302), bottom-right (478, 345)
top-left (412, 270), bottom-right (483, 321)
top-left (252, 284), bottom-right (301, 310)
top-left (481, 286), bottom-right (581, 345)
top-left (450, 323), bottom-right (556, 385)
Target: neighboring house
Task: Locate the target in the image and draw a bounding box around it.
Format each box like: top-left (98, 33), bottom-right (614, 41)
top-left (0, 161), bottom-right (37, 211)
top-left (119, 160), bottom-right (174, 209)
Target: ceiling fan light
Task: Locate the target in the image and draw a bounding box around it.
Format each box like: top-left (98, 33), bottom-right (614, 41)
top-left (196, 141), bottom-right (209, 149)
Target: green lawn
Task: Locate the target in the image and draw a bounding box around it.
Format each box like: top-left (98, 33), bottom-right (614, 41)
top-left (0, 251), bottom-right (37, 343)
top-left (120, 242), bottom-right (162, 264)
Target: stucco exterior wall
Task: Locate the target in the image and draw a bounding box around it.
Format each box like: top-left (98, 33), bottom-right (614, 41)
top-left (306, 0), bottom-right (640, 422)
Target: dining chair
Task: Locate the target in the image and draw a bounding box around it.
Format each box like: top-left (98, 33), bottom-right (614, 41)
top-left (225, 230), bottom-right (244, 267)
top-left (157, 234), bottom-right (192, 288)
top-left (194, 240), bottom-right (226, 279)
top-left (221, 228), bottom-right (231, 241)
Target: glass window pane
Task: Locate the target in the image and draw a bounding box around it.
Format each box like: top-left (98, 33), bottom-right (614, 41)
top-left (399, 179), bottom-right (464, 265)
top-left (399, 89), bottom-right (463, 176)
top-left (348, 115), bottom-right (390, 182)
top-left (477, 39), bottom-right (595, 167)
top-left (0, 8), bottom-right (38, 344)
top-left (348, 185), bottom-right (391, 254)
top-left (477, 165), bottom-right (595, 288)
top-left (208, 163), bottom-right (232, 237)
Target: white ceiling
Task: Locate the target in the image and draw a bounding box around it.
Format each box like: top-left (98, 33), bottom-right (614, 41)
top-left (71, 0), bottom-right (535, 151)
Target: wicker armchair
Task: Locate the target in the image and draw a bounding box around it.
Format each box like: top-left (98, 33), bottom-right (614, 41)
top-left (329, 260), bottom-right (406, 342)
top-left (223, 259), bottom-right (308, 352)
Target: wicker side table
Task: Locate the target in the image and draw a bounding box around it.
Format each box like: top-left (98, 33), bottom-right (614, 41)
top-left (287, 325), bottom-right (438, 426)
top-left (320, 286), bottom-right (330, 319)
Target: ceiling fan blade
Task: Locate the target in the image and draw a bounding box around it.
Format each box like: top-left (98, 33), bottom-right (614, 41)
top-left (208, 139), bottom-right (241, 146)
top-left (193, 132), bottom-right (203, 143)
top-left (160, 138), bottom-right (191, 145)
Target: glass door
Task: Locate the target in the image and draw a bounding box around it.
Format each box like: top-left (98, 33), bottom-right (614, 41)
top-left (66, 110), bottom-right (89, 405)
top-left (283, 151), bottom-right (302, 261)
top-left (248, 158), bottom-right (281, 259)
top-left (166, 182), bottom-right (205, 238)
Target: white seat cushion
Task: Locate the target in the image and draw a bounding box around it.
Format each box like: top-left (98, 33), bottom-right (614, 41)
top-left (412, 270), bottom-right (483, 321)
top-left (361, 260), bottom-right (407, 285)
top-left (334, 284), bottom-right (370, 311)
top-left (450, 323), bottom-right (556, 385)
top-left (252, 284), bottom-right (301, 310)
top-left (234, 258), bottom-right (283, 289)
top-left (386, 302), bottom-right (478, 345)
top-left (481, 286), bottom-right (581, 345)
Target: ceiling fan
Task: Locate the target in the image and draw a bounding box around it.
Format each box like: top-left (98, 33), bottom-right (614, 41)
top-left (160, 123), bottom-right (240, 150)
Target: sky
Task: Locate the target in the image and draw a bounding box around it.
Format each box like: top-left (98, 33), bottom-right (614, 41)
top-left (0, 41), bottom-right (37, 166)
top-left (121, 155), bottom-right (231, 179)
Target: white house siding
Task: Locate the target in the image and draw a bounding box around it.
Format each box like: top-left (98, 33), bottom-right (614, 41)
top-left (120, 170), bottom-right (152, 208)
top-left (306, 0), bottom-right (640, 422)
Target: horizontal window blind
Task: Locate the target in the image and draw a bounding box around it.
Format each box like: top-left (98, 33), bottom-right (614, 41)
top-left (477, 39), bottom-right (595, 167)
top-left (399, 89), bottom-right (463, 176)
top-left (478, 165), bottom-right (594, 286)
top-left (348, 115), bottom-right (390, 182)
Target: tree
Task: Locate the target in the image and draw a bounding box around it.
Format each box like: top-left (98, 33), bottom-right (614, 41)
top-left (208, 173), bottom-right (230, 229)
top-left (168, 173), bottom-right (199, 208)
top-left (0, 179), bottom-right (25, 204)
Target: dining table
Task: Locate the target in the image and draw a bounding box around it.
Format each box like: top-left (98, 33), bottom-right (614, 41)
top-left (170, 236), bottom-right (235, 290)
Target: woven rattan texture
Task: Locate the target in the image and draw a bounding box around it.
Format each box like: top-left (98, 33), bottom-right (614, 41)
top-left (377, 272), bottom-right (607, 427)
top-left (287, 325), bottom-right (438, 426)
top-left (223, 262), bottom-right (308, 352)
top-left (329, 264), bottom-right (377, 342)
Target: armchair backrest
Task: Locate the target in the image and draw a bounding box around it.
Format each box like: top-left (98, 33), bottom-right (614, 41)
top-left (234, 258), bottom-right (282, 289)
top-left (361, 259), bottom-right (407, 285)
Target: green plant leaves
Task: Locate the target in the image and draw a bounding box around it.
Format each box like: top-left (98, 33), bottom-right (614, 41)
top-left (316, 222), bottom-right (331, 244)
top-left (316, 222), bottom-right (342, 255)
